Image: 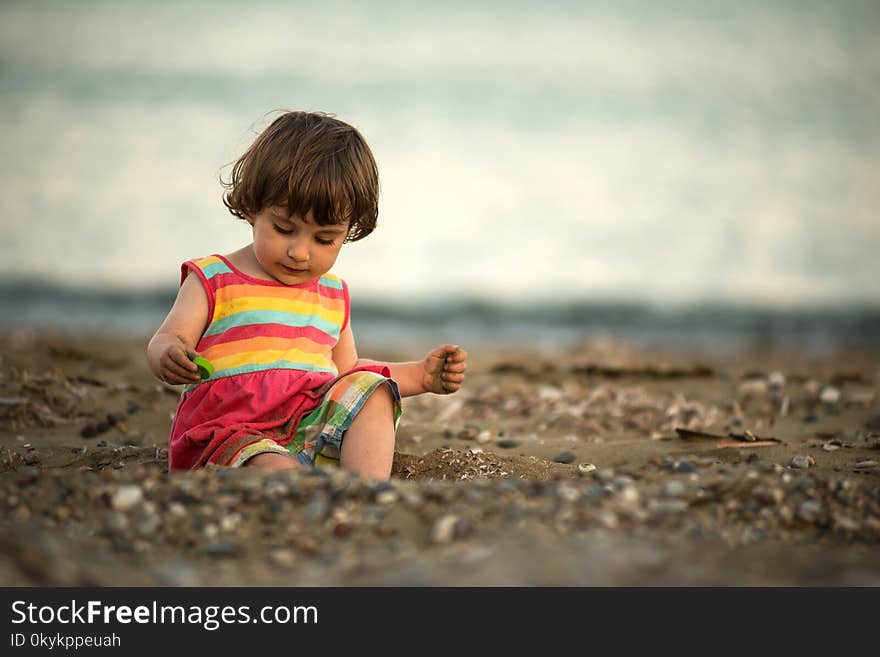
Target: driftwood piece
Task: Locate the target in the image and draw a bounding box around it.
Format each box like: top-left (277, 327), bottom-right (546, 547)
top-left (675, 427), bottom-right (782, 445)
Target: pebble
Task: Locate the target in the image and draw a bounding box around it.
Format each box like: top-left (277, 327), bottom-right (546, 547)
top-left (674, 460), bottom-right (697, 474)
top-left (797, 500), bottom-right (821, 523)
top-left (15, 466), bottom-right (41, 485)
top-left (476, 430), bottom-right (493, 444)
top-left (497, 439), bottom-right (519, 449)
top-left (136, 515), bottom-right (160, 536)
top-left (111, 485), bottom-right (143, 511)
top-left (430, 514), bottom-right (463, 544)
top-left (650, 499), bottom-right (689, 514)
top-left (303, 498), bottom-right (330, 523)
top-left (768, 371), bottom-right (786, 388)
top-left (553, 451), bottom-right (576, 464)
top-left (107, 411), bottom-right (127, 425)
top-left (753, 487), bottom-right (783, 505)
top-left (854, 460), bottom-right (878, 469)
top-left (375, 490), bottom-right (398, 505)
top-left (269, 549), bottom-right (297, 567)
top-left (739, 379), bottom-right (768, 397)
top-left (790, 456), bottom-right (814, 469)
top-left (203, 542), bottom-right (237, 558)
top-left (105, 512), bottom-right (129, 532)
top-left (819, 386), bottom-right (841, 405)
top-left (618, 485), bottom-right (640, 505)
top-left (577, 463), bottom-right (596, 474)
top-left (663, 480), bottom-right (687, 498)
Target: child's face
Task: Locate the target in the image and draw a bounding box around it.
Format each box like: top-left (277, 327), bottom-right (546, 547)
top-left (248, 206), bottom-right (349, 285)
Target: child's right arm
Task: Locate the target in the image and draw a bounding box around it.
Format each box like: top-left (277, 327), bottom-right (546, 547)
top-left (146, 272), bottom-right (209, 385)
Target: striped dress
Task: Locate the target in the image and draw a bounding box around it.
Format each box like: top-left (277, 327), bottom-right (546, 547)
top-left (168, 254), bottom-right (390, 469)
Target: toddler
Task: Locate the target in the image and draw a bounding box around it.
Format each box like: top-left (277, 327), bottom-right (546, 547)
top-left (147, 111), bottom-right (468, 479)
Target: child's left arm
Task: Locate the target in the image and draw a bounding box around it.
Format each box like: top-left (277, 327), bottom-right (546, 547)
top-left (332, 325), bottom-right (468, 397)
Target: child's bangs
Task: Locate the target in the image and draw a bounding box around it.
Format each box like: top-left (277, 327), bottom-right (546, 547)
top-left (281, 155), bottom-right (364, 229)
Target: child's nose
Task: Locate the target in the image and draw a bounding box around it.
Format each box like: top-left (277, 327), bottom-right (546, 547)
top-left (288, 237), bottom-right (309, 262)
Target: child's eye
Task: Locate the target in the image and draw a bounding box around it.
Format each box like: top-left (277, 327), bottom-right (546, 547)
top-left (315, 237), bottom-right (336, 246)
top-left (273, 224), bottom-right (293, 235)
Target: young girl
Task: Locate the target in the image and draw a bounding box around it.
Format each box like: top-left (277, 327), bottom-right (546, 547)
top-left (147, 111), bottom-right (468, 479)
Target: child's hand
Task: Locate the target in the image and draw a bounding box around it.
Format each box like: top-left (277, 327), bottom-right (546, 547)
top-left (421, 344), bottom-right (468, 395)
top-left (157, 342), bottom-right (202, 385)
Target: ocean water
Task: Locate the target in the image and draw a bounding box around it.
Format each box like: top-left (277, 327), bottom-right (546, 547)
top-left (1, 0), bottom-right (878, 349)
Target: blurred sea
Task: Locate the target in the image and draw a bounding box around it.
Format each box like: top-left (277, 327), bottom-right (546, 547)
top-left (1, 0), bottom-right (878, 351)
top-left (2, 282), bottom-right (878, 355)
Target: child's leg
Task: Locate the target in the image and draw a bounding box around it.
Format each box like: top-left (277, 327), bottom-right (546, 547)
top-left (339, 385), bottom-right (396, 480)
top-left (243, 452), bottom-right (300, 470)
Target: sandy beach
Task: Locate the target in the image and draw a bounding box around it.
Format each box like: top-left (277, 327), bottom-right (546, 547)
top-left (1, 328), bottom-right (879, 585)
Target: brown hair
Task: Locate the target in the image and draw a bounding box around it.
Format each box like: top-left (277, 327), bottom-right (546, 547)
top-left (221, 111), bottom-right (379, 242)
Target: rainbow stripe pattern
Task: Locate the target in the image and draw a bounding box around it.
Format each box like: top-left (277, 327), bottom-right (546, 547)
top-left (184, 255), bottom-right (346, 385)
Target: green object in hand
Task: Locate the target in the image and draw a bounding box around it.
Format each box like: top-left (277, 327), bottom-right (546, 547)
top-left (193, 356), bottom-right (214, 380)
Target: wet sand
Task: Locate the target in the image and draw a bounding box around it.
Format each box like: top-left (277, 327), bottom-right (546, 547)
top-left (1, 329), bottom-right (879, 585)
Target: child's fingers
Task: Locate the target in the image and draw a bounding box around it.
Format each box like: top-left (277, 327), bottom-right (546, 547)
top-left (162, 355), bottom-right (199, 382)
top-left (172, 350), bottom-right (198, 372)
top-left (445, 347), bottom-right (467, 363)
top-left (443, 360), bottom-right (467, 373)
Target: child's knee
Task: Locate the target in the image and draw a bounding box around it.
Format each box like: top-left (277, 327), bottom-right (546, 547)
top-left (363, 383), bottom-right (394, 413)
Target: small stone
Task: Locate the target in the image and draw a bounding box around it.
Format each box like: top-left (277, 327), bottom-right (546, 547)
top-left (476, 430), bottom-right (493, 444)
top-left (768, 371), bottom-right (786, 388)
top-left (303, 499), bottom-right (330, 523)
top-left (126, 401), bottom-right (141, 415)
top-left (497, 439), bottom-right (519, 449)
top-left (15, 466), bottom-right (41, 485)
top-left (663, 480), bottom-right (686, 498)
top-left (739, 379), bottom-right (768, 397)
top-left (618, 485), bottom-right (640, 505)
top-left (674, 460), bottom-right (696, 474)
top-left (797, 500), bottom-right (821, 523)
top-left (790, 455), bottom-right (814, 469)
top-left (753, 487), bottom-right (783, 505)
top-left (802, 414), bottom-right (819, 424)
top-left (135, 515), bottom-right (160, 536)
top-left (819, 386), bottom-right (841, 405)
top-left (822, 442), bottom-right (841, 452)
top-left (203, 542), bottom-right (237, 558)
top-left (577, 463), bottom-right (596, 474)
top-left (832, 513), bottom-right (860, 533)
top-left (854, 460), bottom-right (878, 469)
top-left (111, 485), bottom-right (143, 511)
top-left (107, 411), bottom-right (127, 425)
top-left (105, 512), bottom-right (128, 532)
top-left (552, 451), bottom-right (576, 464)
top-left (80, 423), bottom-right (98, 438)
top-left (269, 549), bottom-right (297, 567)
top-left (430, 514), bottom-right (463, 544)
top-left (651, 499), bottom-right (689, 514)
top-left (375, 490), bottom-right (398, 505)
